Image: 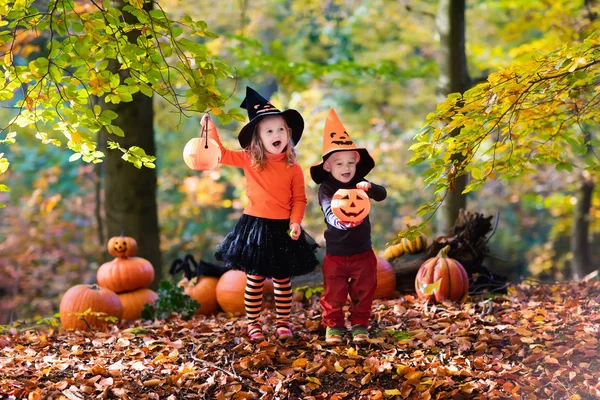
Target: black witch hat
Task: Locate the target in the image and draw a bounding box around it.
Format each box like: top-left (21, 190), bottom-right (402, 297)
top-left (237, 86), bottom-right (304, 149)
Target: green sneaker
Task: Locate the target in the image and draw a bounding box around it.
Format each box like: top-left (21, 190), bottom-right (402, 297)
top-left (351, 324), bottom-right (369, 343)
top-left (325, 326), bottom-right (344, 344)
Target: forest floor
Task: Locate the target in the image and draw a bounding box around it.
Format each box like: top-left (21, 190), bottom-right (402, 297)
top-left (0, 281), bottom-right (598, 400)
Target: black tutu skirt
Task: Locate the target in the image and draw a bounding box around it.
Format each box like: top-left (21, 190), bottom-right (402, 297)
top-left (215, 214), bottom-right (319, 279)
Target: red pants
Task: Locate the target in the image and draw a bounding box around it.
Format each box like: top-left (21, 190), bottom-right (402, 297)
top-left (320, 250), bottom-right (377, 327)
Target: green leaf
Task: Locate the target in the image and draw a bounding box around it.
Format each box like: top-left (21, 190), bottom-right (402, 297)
top-left (555, 162), bottom-right (574, 172)
top-left (142, 280), bottom-right (200, 321)
top-left (101, 109), bottom-right (119, 121)
top-left (0, 184), bottom-right (10, 192)
top-left (470, 167), bottom-right (483, 180)
top-left (49, 64), bottom-right (62, 83)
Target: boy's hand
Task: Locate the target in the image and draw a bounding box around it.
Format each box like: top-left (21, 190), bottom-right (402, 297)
top-left (341, 219), bottom-right (364, 228)
top-left (289, 223), bottom-right (301, 240)
top-left (356, 181), bottom-right (371, 191)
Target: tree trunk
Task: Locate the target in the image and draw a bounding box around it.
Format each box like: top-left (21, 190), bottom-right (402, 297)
top-left (99, 0), bottom-right (162, 289)
top-left (570, 172), bottom-right (595, 280)
top-left (435, 0), bottom-right (471, 236)
top-left (569, 0), bottom-right (598, 281)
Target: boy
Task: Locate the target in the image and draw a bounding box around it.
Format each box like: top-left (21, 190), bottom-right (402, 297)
top-left (310, 108), bottom-right (387, 344)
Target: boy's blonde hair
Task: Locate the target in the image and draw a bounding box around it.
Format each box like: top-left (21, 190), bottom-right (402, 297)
top-left (248, 116), bottom-right (298, 170)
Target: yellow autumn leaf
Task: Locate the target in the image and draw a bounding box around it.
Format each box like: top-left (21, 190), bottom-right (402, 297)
top-left (514, 327), bottom-right (532, 336)
top-left (70, 132), bottom-right (83, 143)
top-left (405, 371), bottom-right (423, 380)
top-left (384, 389), bottom-right (402, 395)
top-left (292, 358), bottom-right (307, 368)
top-left (395, 364), bottom-right (408, 375)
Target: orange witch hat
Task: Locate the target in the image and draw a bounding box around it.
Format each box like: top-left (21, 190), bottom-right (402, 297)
top-left (310, 108), bottom-right (375, 184)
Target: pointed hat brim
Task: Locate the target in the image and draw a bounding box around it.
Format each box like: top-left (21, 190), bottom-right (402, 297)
top-left (310, 148), bottom-right (375, 184)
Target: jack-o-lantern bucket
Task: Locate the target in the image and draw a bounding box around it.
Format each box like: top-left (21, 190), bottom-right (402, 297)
top-left (331, 188), bottom-right (371, 223)
top-left (183, 136), bottom-right (220, 171)
top-left (183, 118), bottom-right (221, 171)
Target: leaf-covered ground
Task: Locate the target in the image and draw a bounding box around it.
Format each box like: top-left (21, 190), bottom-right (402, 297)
top-left (1, 282), bottom-right (599, 400)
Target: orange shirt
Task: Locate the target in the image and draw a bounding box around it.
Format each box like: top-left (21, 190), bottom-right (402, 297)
top-left (210, 131), bottom-right (307, 225)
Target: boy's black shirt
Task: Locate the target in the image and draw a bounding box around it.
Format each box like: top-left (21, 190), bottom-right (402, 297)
top-left (318, 174), bottom-right (387, 256)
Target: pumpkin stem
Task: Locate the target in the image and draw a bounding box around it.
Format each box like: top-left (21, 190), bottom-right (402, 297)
top-left (437, 245), bottom-right (451, 258)
top-left (88, 284), bottom-right (101, 291)
top-left (120, 231), bottom-right (125, 237)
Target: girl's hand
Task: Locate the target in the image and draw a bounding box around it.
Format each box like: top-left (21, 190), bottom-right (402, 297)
top-left (289, 223), bottom-right (301, 240)
top-left (201, 113), bottom-right (219, 139)
top-left (356, 181), bottom-right (371, 191)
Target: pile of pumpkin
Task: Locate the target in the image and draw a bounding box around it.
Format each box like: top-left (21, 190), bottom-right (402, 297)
top-left (59, 235), bottom-right (157, 331)
top-left (170, 255), bottom-right (276, 316)
top-left (59, 233), bottom-right (470, 331)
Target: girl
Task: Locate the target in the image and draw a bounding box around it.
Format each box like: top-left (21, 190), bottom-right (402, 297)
top-left (205, 86), bottom-right (318, 342)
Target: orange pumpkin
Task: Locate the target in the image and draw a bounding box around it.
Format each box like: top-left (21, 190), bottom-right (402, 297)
top-left (183, 136), bottom-right (221, 171)
top-left (373, 257), bottom-right (396, 299)
top-left (60, 284), bottom-right (123, 331)
top-left (415, 245), bottom-right (469, 303)
top-left (118, 288), bottom-right (158, 321)
top-left (107, 235), bottom-right (137, 258)
top-left (97, 256), bottom-right (154, 293)
top-left (216, 270), bottom-right (275, 314)
top-left (179, 276), bottom-right (220, 316)
top-left (331, 188), bottom-right (371, 223)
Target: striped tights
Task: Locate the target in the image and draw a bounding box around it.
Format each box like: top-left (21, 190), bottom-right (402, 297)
top-left (245, 275), bottom-right (292, 330)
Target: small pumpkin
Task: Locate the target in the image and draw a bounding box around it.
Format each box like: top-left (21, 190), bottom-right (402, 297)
top-left (107, 234), bottom-right (137, 258)
top-left (373, 257), bottom-right (396, 299)
top-left (97, 257), bottom-right (154, 293)
top-left (118, 288), bottom-right (158, 321)
top-left (331, 188), bottom-right (371, 223)
top-left (60, 284), bottom-right (123, 331)
top-left (383, 243), bottom-right (404, 260)
top-left (183, 118), bottom-right (221, 171)
top-left (400, 234), bottom-right (428, 254)
top-left (415, 245), bottom-right (469, 303)
top-left (179, 276), bottom-right (220, 316)
top-left (383, 234), bottom-right (428, 260)
top-left (216, 270), bottom-right (275, 315)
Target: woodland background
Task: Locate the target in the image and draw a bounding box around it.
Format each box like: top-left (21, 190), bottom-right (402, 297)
top-left (0, 0), bottom-right (599, 324)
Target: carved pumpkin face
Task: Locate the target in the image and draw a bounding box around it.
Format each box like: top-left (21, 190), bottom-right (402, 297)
top-left (329, 130), bottom-right (354, 146)
top-left (107, 235), bottom-right (137, 258)
top-left (331, 188), bottom-right (371, 223)
top-left (183, 137), bottom-right (221, 171)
